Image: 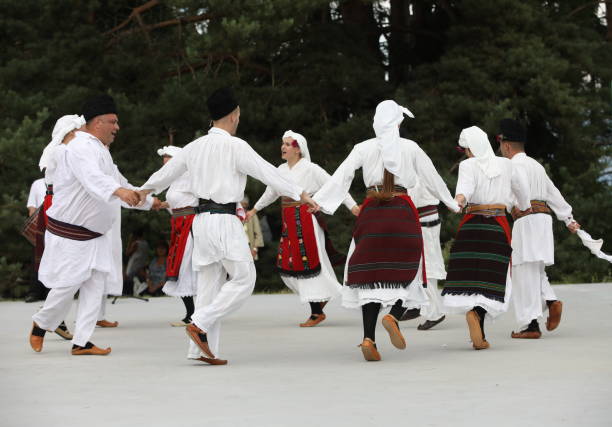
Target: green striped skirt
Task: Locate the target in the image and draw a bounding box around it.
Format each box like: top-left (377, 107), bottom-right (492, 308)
top-left (441, 214), bottom-right (511, 302)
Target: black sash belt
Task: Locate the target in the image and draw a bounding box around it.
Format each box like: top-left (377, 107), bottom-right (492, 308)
top-left (47, 217), bottom-right (102, 241)
top-left (194, 199), bottom-right (235, 215)
top-left (420, 218), bottom-right (441, 228)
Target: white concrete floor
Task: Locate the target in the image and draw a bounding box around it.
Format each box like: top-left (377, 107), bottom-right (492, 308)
top-left (1, 283), bottom-right (611, 427)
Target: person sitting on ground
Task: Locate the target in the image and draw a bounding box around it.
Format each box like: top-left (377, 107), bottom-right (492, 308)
top-left (143, 241), bottom-right (169, 296)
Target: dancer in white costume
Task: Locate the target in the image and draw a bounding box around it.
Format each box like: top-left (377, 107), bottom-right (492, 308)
top-left (497, 119), bottom-right (579, 339)
top-left (29, 95), bottom-right (141, 356)
top-left (247, 130), bottom-right (359, 327)
top-left (402, 178), bottom-right (449, 330)
top-left (138, 88), bottom-right (317, 365)
top-left (441, 126), bottom-right (530, 350)
top-left (156, 145), bottom-right (199, 326)
top-left (314, 100), bottom-right (460, 361)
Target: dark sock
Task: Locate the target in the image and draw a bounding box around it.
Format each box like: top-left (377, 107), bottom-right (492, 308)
top-left (362, 302), bottom-right (381, 341)
top-left (56, 321), bottom-right (68, 332)
top-left (309, 302), bottom-right (323, 316)
top-left (182, 296), bottom-right (194, 322)
top-left (72, 342), bottom-right (94, 350)
top-left (31, 324), bottom-right (46, 337)
top-left (525, 319), bottom-right (540, 332)
top-left (473, 306), bottom-right (487, 339)
top-left (546, 300), bottom-right (557, 308)
top-left (389, 299), bottom-right (405, 320)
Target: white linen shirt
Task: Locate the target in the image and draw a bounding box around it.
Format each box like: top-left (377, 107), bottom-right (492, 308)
top-left (39, 131), bottom-right (122, 289)
top-left (510, 152), bottom-right (574, 266)
top-left (141, 127), bottom-right (303, 266)
top-left (254, 158), bottom-right (356, 211)
top-left (314, 137), bottom-right (460, 214)
top-left (456, 156), bottom-right (530, 212)
top-left (27, 178), bottom-right (46, 209)
top-left (166, 172), bottom-right (198, 209)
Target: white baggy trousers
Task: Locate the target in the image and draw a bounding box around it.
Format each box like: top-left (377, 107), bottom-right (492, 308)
top-left (32, 270), bottom-right (106, 347)
top-left (511, 261), bottom-right (557, 330)
top-left (188, 260), bottom-right (255, 359)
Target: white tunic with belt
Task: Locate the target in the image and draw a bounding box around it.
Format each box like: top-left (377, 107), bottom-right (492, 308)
top-left (314, 137), bottom-right (460, 308)
top-left (510, 153), bottom-right (574, 267)
top-left (163, 172), bottom-right (198, 297)
top-left (442, 157), bottom-right (531, 317)
top-left (39, 131), bottom-right (121, 291)
top-left (140, 127), bottom-right (303, 269)
top-left (254, 158), bottom-right (357, 303)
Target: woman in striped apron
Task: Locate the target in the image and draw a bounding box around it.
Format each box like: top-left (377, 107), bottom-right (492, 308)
top-left (442, 126), bottom-right (530, 350)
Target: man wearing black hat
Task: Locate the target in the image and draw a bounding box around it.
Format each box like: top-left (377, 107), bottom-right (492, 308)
top-left (139, 87), bottom-right (318, 364)
top-left (29, 94), bottom-right (142, 356)
top-left (498, 118), bottom-right (580, 339)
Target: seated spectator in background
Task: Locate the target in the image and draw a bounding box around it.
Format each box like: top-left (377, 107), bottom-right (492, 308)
top-left (144, 241), bottom-right (169, 296)
top-left (241, 196), bottom-right (264, 260)
top-left (123, 228), bottom-right (150, 295)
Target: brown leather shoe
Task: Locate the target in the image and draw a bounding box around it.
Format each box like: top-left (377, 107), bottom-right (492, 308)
top-left (511, 330), bottom-right (542, 339)
top-left (186, 323), bottom-right (215, 359)
top-left (300, 313), bottom-right (326, 327)
top-left (381, 314), bottom-right (406, 349)
top-left (546, 300), bottom-right (563, 331)
top-left (29, 322), bottom-right (46, 352)
top-left (96, 319), bottom-right (119, 328)
top-left (71, 344), bottom-right (112, 356)
top-left (196, 356), bottom-right (228, 365)
top-left (466, 310), bottom-right (485, 349)
top-left (473, 339), bottom-right (490, 350)
top-left (359, 338), bottom-right (381, 361)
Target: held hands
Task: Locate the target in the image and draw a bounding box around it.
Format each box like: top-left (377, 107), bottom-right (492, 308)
top-left (351, 205), bottom-right (361, 217)
top-left (151, 197), bottom-right (169, 211)
top-left (300, 191), bottom-right (320, 213)
top-left (136, 189), bottom-right (152, 207)
top-left (114, 188), bottom-right (140, 207)
top-left (454, 194), bottom-right (466, 210)
top-left (245, 209), bottom-right (257, 223)
top-left (567, 221), bottom-right (581, 234)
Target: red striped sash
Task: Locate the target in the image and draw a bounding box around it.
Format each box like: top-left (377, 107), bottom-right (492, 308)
top-left (47, 216), bottom-right (102, 241)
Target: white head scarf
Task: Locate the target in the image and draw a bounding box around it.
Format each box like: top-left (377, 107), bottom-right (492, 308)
top-left (282, 130), bottom-right (310, 161)
top-left (157, 145), bottom-right (182, 158)
top-left (373, 100), bottom-right (414, 177)
top-left (38, 114), bottom-right (86, 171)
top-left (458, 126), bottom-right (501, 178)
top-left (373, 100), bottom-right (414, 140)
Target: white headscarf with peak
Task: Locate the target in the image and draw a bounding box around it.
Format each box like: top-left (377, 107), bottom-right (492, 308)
top-left (283, 130), bottom-right (310, 161)
top-left (458, 126), bottom-right (501, 178)
top-left (373, 100), bottom-right (415, 178)
top-left (157, 145), bottom-right (182, 158)
top-left (39, 114), bottom-right (86, 171)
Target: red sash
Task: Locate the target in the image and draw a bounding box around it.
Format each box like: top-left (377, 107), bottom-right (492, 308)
top-left (165, 214), bottom-right (195, 281)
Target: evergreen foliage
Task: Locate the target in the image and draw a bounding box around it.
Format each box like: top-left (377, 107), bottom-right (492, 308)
top-left (0, 0), bottom-right (609, 297)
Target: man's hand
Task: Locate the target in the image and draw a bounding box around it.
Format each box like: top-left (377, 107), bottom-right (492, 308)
top-left (136, 189), bottom-right (152, 207)
top-left (245, 209), bottom-right (258, 223)
top-left (151, 197), bottom-right (166, 211)
top-left (351, 205), bottom-right (361, 217)
top-left (455, 194), bottom-right (466, 210)
top-left (114, 188), bottom-right (140, 207)
top-left (300, 191), bottom-right (320, 213)
top-left (567, 221), bottom-right (581, 234)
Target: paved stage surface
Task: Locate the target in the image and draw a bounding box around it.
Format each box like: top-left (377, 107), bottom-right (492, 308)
top-left (1, 283), bottom-right (611, 427)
